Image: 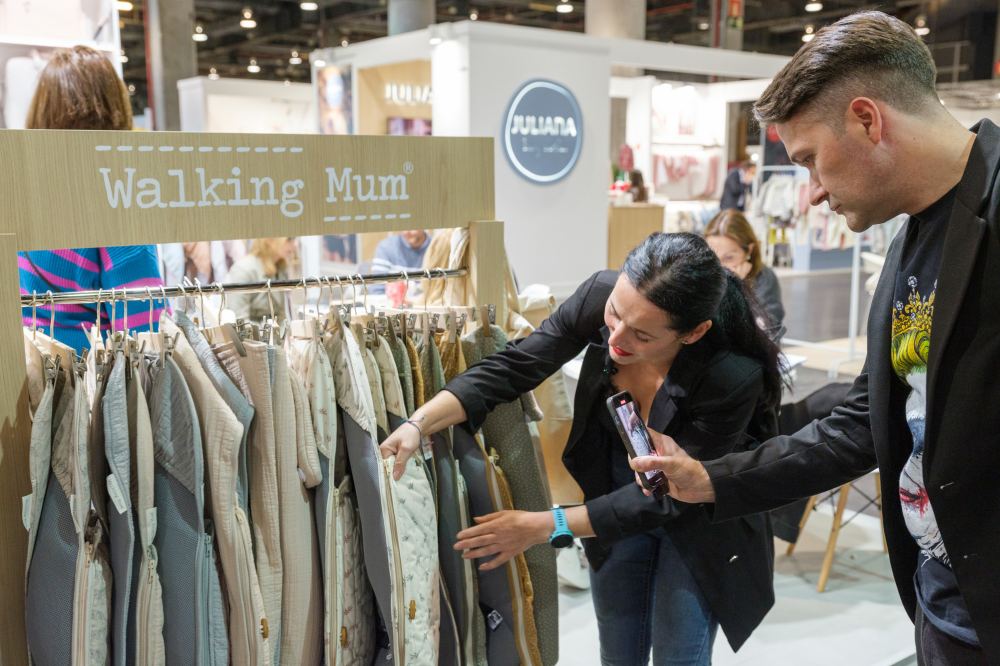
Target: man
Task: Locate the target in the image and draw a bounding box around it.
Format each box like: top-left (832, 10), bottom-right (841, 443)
top-left (719, 159), bottom-right (755, 211)
top-left (372, 229), bottom-right (431, 274)
top-left (370, 229), bottom-right (431, 296)
top-left (632, 11), bottom-right (998, 663)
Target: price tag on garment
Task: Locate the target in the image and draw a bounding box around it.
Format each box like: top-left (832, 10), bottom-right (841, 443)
top-left (107, 474), bottom-right (128, 515)
top-left (22, 494), bottom-right (32, 531)
top-left (421, 436), bottom-right (434, 462)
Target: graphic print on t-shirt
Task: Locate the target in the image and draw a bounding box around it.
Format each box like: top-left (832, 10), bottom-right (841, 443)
top-left (892, 276), bottom-right (950, 565)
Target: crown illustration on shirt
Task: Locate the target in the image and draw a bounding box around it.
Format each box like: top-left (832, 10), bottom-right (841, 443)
top-left (892, 281), bottom-right (935, 338)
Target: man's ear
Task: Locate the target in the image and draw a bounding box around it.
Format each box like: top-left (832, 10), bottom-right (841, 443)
top-left (847, 97), bottom-right (883, 145)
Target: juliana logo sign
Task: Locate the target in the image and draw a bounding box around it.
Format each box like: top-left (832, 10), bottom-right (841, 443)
top-left (502, 79), bottom-right (583, 184)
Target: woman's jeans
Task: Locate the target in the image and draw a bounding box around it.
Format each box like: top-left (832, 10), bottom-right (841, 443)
top-left (590, 529), bottom-right (719, 666)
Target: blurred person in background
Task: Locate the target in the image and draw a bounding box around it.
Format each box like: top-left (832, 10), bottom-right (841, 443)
top-left (704, 209), bottom-right (785, 337)
top-left (18, 45), bottom-right (164, 351)
top-left (227, 237), bottom-right (297, 322)
top-left (720, 159), bottom-right (756, 211)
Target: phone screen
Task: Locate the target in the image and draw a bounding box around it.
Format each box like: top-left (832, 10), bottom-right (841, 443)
top-left (614, 398), bottom-right (659, 480)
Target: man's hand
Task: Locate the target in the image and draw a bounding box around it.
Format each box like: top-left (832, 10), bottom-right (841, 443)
top-left (631, 430), bottom-right (717, 504)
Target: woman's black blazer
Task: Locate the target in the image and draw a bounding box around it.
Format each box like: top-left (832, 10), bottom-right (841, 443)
top-left (445, 270), bottom-right (778, 650)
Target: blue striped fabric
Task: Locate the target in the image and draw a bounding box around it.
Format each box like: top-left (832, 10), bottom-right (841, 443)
top-left (19, 245), bottom-right (165, 351)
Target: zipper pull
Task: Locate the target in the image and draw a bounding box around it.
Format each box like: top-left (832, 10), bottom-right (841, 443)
top-left (260, 618), bottom-right (269, 640)
top-left (340, 626), bottom-right (348, 647)
top-left (408, 600), bottom-right (417, 621)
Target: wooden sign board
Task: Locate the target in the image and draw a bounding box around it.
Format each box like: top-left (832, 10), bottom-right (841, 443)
top-left (0, 130), bottom-right (495, 251)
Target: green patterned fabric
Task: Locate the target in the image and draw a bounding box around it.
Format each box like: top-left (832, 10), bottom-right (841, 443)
top-left (385, 326), bottom-right (415, 417)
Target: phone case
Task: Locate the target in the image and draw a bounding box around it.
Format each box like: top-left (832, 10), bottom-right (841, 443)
top-left (605, 392), bottom-right (665, 493)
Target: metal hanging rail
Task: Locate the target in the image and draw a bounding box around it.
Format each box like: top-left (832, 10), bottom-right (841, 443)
top-left (18, 267), bottom-right (467, 307)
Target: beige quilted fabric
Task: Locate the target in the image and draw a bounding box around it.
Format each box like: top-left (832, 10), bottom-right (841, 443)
top-left (387, 455), bottom-right (441, 666)
top-left (335, 477), bottom-right (377, 665)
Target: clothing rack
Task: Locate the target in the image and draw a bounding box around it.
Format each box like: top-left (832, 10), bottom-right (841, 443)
top-left (18, 267), bottom-right (469, 307)
top-left (0, 128), bottom-right (505, 663)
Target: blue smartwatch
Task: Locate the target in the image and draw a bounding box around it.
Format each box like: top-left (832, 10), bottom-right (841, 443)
top-left (549, 506), bottom-right (574, 549)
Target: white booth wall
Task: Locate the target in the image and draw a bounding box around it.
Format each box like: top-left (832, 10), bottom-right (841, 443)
top-left (316, 23), bottom-right (786, 297)
top-left (433, 22), bottom-right (610, 297)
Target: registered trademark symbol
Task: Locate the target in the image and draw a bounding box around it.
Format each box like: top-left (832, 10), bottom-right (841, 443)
top-left (403, 161), bottom-right (414, 174)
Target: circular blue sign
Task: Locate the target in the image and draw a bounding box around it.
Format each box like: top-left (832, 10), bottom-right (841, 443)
top-left (502, 79), bottom-right (583, 185)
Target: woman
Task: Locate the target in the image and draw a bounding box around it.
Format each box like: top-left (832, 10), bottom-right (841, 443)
top-left (704, 209), bottom-right (785, 336)
top-left (381, 233), bottom-right (783, 665)
top-left (227, 237), bottom-right (297, 321)
top-left (18, 45), bottom-right (164, 351)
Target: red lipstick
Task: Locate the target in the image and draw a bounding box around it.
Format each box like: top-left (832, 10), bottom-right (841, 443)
top-left (611, 345), bottom-right (633, 357)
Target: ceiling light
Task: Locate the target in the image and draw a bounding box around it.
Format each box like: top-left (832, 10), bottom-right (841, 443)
top-left (340, 38), bottom-right (349, 47)
top-left (240, 8), bottom-right (256, 29)
top-left (208, 67), bottom-right (220, 80)
top-left (556, 1), bottom-right (573, 13)
top-left (429, 36), bottom-right (442, 45)
top-left (300, 1), bottom-right (319, 9)
top-left (914, 15), bottom-right (929, 36)
top-left (289, 50), bottom-right (302, 64)
top-left (192, 24), bottom-right (208, 42)
top-left (247, 58), bottom-right (260, 74)
top-left (116, 1), bottom-right (133, 11)
top-left (313, 59), bottom-right (327, 68)
top-left (127, 83), bottom-right (135, 94)
top-left (802, 25), bottom-right (815, 42)
top-left (119, 49), bottom-right (128, 63)
top-left (805, 2), bottom-right (822, 12)
top-left (469, 9), bottom-right (479, 20)
top-left (697, 20), bottom-right (710, 30)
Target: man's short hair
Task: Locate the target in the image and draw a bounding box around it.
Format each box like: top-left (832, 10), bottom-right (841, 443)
top-left (754, 11), bottom-right (938, 125)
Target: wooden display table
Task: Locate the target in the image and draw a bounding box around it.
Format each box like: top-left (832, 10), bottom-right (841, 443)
top-left (607, 203), bottom-right (664, 269)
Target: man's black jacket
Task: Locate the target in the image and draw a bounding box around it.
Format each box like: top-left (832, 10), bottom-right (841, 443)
top-left (706, 120), bottom-right (1000, 661)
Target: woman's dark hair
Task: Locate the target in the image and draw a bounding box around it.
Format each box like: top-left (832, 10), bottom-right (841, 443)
top-left (622, 232), bottom-right (785, 407)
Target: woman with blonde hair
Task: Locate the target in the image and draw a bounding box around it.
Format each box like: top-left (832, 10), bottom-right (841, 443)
top-left (18, 45), bottom-right (164, 350)
top-left (704, 209), bottom-right (785, 335)
top-left (227, 237), bottom-right (298, 321)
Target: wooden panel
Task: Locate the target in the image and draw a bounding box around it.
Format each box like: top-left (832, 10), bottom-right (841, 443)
top-left (357, 60), bottom-right (432, 136)
top-left (468, 220), bottom-right (506, 320)
top-left (607, 203), bottom-right (664, 269)
top-left (0, 233), bottom-right (31, 666)
top-left (0, 130), bottom-right (493, 250)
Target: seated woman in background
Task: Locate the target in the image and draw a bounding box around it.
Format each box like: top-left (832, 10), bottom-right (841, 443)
top-left (704, 209), bottom-right (785, 337)
top-left (227, 237), bottom-right (297, 322)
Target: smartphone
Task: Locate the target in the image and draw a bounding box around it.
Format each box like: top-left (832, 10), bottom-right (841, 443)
top-left (606, 391), bottom-right (668, 497)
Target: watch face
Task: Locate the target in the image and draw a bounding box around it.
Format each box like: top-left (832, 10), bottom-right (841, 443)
top-left (550, 533), bottom-right (573, 549)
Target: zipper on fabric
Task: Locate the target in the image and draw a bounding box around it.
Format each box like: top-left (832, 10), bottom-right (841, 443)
top-left (198, 533), bottom-right (211, 665)
top-left (76, 542), bottom-right (95, 666)
top-left (333, 489), bottom-right (346, 664)
top-left (235, 507), bottom-right (268, 664)
top-left (382, 458), bottom-right (407, 666)
top-left (136, 547), bottom-right (155, 665)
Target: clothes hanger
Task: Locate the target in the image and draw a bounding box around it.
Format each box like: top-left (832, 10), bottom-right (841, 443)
top-left (193, 278), bottom-right (207, 327)
top-left (29, 290), bottom-right (38, 340)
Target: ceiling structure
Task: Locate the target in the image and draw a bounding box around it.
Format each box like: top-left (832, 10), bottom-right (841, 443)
top-left (117, 0), bottom-right (997, 116)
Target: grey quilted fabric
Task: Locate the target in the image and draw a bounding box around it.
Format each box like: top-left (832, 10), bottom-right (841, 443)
top-left (462, 326), bottom-right (558, 666)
